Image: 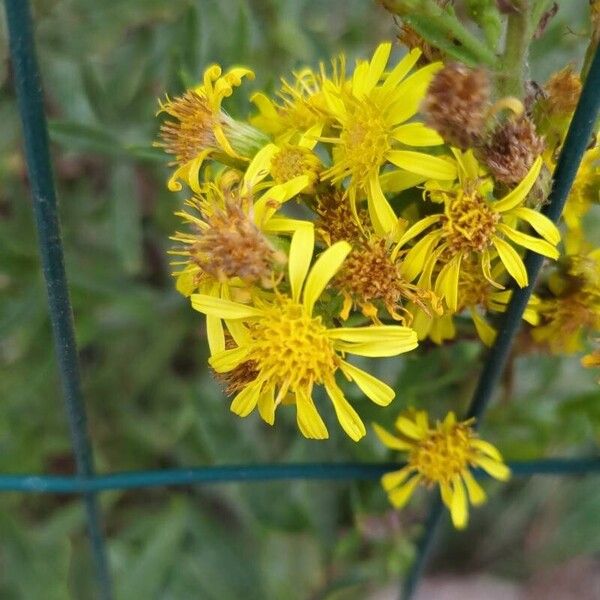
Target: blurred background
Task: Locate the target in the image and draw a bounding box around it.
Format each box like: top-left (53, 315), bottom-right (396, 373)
top-left (0, 1), bottom-right (598, 598)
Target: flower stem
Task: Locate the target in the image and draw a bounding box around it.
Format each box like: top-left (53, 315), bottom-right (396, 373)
top-left (496, 0), bottom-right (531, 98)
top-left (380, 0), bottom-right (498, 67)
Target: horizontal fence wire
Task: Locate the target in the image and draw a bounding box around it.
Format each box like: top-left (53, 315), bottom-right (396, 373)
top-left (401, 43), bottom-right (600, 600)
top-left (0, 458), bottom-right (598, 493)
top-left (4, 1), bottom-right (113, 599)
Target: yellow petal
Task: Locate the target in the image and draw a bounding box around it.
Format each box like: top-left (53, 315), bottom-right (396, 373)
top-left (298, 122), bottom-right (323, 149)
top-left (334, 335), bottom-right (418, 357)
top-left (328, 325), bottom-right (418, 343)
top-left (475, 456), bottom-right (511, 481)
top-left (395, 416), bottom-right (424, 440)
top-left (257, 385), bottom-right (276, 425)
top-left (388, 475), bottom-right (420, 508)
top-left (494, 156), bottom-right (542, 212)
top-left (373, 423), bottom-right (413, 451)
top-left (395, 214), bottom-right (442, 250)
top-left (471, 438), bottom-right (504, 461)
top-left (253, 175), bottom-right (309, 225)
top-left (263, 217), bottom-right (312, 234)
top-left (289, 225), bottom-right (314, 302)
top-left (462, 470), bottom-right (487, 506)
top-left (243, 143), bottom-right (278, 188)
top-left (497, 224), bottom-right (559, 259)
top-left (191, 294), bottom-right (264, 319)
top-left (224, 319), bottom-right (251, 346)
top-left (206, 315), bottom-right (226, 354)
top-left (523, 307), bottom-right (539, 325)
top-left (381, 467), bottom-right (413, 492)
top-left (209, 345), bottom-right (251, 373)
top-left (380, 48), bottom-right (421, 94)
top-left (368, 175), bottom-right (398, 237)
top-left (380, 169), bottom-right (428, 194)
top-left (493, 237), bottom-right (528, 287)
top-left (250, 91), bottom-right (279, 120)
top-left (470, 310), bottom-right (497, 347)
top-left (434, 253), bottom-right (462, 312)
top-left (449, 477), bottom-right (469, 529)
top-left (386, 62), bottom-right (443, 123)
top-left (364, 42), bottom-right (392, 94)
top-left (399, 230), bottom-right (442, 281)
top-left (510, 207), bottom-right (561, 245)
top-left (175, 268), bottom-right (197, 297)
top-left (340, 361), bottom-right (395, 406)
top-left (303, 241), bottom-right (351, 315)
top-left (230, 379), bottom-right (263, 417)
top-left (481, 248), bottom-right (505, 289)
top-left (296, 390), bottom-right (329, 440)
top-left (440, 482), bottom-right (453, 508)
top-left (392, 123), bottom-right (444, 146)
top-left (324, 379), bottom-right (366, 441)
top-left (387, 151), bottom-right (457, 180)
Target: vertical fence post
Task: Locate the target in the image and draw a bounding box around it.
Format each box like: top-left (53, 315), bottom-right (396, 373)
top-left (3, 1), bottom-right (114, 598)
top-left (400, 45), bottom-right (600, 600)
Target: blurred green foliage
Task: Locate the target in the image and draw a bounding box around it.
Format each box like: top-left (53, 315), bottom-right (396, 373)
top-left (0, 1), bottom-right (598, 598)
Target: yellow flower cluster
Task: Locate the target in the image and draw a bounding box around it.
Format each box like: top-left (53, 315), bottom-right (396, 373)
top-left (156, 41), bottom-right (597, 528)
top-left (533, 68), bottom-right (600, 357)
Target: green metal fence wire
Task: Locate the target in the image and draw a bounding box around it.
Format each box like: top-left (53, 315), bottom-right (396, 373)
top-left (4, 1), bottom-right (113, 599)
top-left (2, 0), bottom-right (599, 599)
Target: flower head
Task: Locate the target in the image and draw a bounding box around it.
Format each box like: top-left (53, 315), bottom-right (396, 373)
top-left (251, 66), bottom-right (330, 138)
top-left (395, 151), bottom-right (560, 310)
top-left (422, 63), bottom-right (490, 150)
top-left (170, 192), bottom-right (286, 294)
top-left (533, 247), bottom-right (600, 353)
top-left (375, 410), bottom-right (510, 529)
top-left (156, 65), bottom-right (268, 191)
top-left (320, 43), bottom-right (455, 237)
top-left (481, 115), bottom-right (545, 185)
top-left (410, 257), bottom-right (540, 346)
top-left (562, 144), bottom-right (600, 232)
top-left (333, 235), bottom-right (442, 324)
top-left (190, 228), bottom-right (418, 441)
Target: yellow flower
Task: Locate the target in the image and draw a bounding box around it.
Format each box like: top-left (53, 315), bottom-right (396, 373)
top-left (251, 66), bottom-right (330, 138)
top-left (562, 144), bottom-right (600, 232)
top-left (532, 246), bottom-right (600, 353)
top-left (320, 43), bottom-right (456, 237)
top-left (411, 258), bottom-right (540, 346)
top-left (333, 234), bottom-right (442, 325)
top-left (242, 127), bottom-right (323, 195)
top-left (170, 166), bottom-right (313, 354)
top-left (190, 228), bottom-right (418, 441)
top-left (156, 65), bottom-right (268, 192)
top-left (395, 151), bottom-right (560, 310)
top-left (374, 410), bottom-right (510, 529)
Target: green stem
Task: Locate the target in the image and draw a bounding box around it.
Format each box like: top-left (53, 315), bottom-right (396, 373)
top-left (381, 0), bottom-right (498, 66)
top-left (497, 0), bottom-right (531, 98)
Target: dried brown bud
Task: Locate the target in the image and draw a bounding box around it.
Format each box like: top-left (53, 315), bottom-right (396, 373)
top-left (197, 202), bottom-right (285, 286)
top-left (334, 237), bottom-right (441, 323)
top-left (544, 66), bottom-right (582, 116)
top-left (422, 63), bottom-right (490, 150)
top-left (481, 116), bottom-right (545, 185)
top-left (172, 195), bottom-right (286, 291)
top-left (315, 189), bottom-right (369, 245)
